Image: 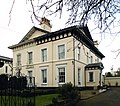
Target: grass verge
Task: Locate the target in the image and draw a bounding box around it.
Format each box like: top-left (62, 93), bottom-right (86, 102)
top-left (35, 94), bottom-right (59, 106)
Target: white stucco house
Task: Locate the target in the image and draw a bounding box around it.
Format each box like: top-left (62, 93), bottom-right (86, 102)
top-left (9, 17), bottom-right (105, 88)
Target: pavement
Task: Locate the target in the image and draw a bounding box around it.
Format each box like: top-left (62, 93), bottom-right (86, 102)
top-left (77, 87), bottom-right (120, 106)
top-left (80, 89), bottom-right (107, 100)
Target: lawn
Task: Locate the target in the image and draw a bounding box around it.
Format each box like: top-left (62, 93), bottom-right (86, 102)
top-left (0, 94), bottom-right (59, 106)
top-left (35, 94), bottom-right (59, 106)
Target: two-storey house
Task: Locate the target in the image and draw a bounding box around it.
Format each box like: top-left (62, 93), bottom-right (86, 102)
top-left (9, 17), bottom-right (105, 88)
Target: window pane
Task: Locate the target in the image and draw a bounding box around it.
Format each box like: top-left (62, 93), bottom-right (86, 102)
top-left (87, 52), bottom-right (89, 63)
top-left (58, 45), bottom-right (65, 59)
top-left (78, 47), bottom-right (80, 60)
top-left (42, 49), bottom-right (47, 62)
top-left (41, 69), bottom-right (47, 83)
top-left (89, 72), bottom-right (93, 82)
top-left (91, 56), bottom-right (93, 63)
top-left (17, 54), bottom-right (21, 66)
top-left (58, 67), bottom-right (65, 83)
top-left (28, 52), bottom-right (32, 64)
top-left (78, 68), bottom-right (81, 85)
top-left (28, 71), bottom-right (32, 83)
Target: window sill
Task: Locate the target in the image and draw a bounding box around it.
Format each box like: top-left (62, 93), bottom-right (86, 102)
top-left (58, 82), bottom-right (65, 85)
top-left (41, 83), bottom-right (47, 85)
top-left (87, 81), bottom-right (95, 83)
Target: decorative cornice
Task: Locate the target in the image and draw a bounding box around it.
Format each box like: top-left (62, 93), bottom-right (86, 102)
top-left (8, 25), bottom-right (105, 59)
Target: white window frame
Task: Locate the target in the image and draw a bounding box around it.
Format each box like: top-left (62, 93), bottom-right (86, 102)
top-left (91, 56), bottom-right (93, 63)
top-left (57, 44), bottom-right (66, 60)
top-left (87, 52), bottom-right (89, 64)
top-left (56, 64), bottom-right (66, 85)
top-left (88, 71), bottom-right (95, 82)
top-left (40, 67), bottom-right (48, 84)
top-left (28, 52), bottom-right (33, 64)
top-left (78, 47), bottom-right (81, 60)
top-left (41, 48), bottom-right (48, 62)
top-left (17, 53), bottom-right (21, 66)
top-left (78, 68), bottom-right (81, 85)
top-left (28, 70), bottom-right (33, 84)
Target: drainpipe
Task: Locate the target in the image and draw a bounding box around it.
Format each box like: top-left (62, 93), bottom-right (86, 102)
top-left (73, 37), bottom-right (75, 87)
top-left (52, 40), bottom-right (54, 87)
top-left (84, 68), bottom-right (86, 87)
top-left (100, 69), bottom-right (102, 87)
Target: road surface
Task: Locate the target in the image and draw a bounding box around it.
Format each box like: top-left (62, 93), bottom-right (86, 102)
top-left (76, 87), bottom-right (120, 106)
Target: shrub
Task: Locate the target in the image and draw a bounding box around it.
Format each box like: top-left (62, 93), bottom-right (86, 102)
top-left (52, 97), bottom-right (58, 105)
top-left (9, 76), bottom-right (27, 90)
top-left (0, 74), bottom-right (8, 90)
top-left (58, 82), bottom-right (80, 105)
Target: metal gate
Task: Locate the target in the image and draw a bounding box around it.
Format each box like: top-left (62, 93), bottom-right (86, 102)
top-left (0, 74), bottom-right (35, 106)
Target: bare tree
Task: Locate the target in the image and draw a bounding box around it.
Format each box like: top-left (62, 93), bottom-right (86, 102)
top-left (31, 1), bottom-right (120, 32)
top-left (9, 0), bottom-right (120, 34)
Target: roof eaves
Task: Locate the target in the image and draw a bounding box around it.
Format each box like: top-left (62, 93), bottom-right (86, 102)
top-left (74, 27), bottom-right (105, 59)
top-left (85, 62), bottom-right (104, 70)
top-left (0, 56), bottom-right (13, 62)
top-left (34, 26), bottom-right (76, 40)
top-left (8, 39), bottom-right (35, 49)
top-left (19, 26), bottom-right (49, 43)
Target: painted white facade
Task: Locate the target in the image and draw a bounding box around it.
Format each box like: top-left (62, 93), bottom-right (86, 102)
top-left (9, 17), bottom-right (105, 87)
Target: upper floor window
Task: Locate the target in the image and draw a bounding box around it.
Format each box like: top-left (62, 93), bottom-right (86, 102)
top-left (17, 54), bottom-right (21, 66)
top-left (95, 58), bottom-right (99, 63)
top-left (78, 47), bottom-right (80, 60)
top-left (28, 52), bottom-right (33, 64)
top-left (41, 48), bottom-right (47, 62)
top-left (97, 58), bottom-right (99, 62)
top-left (91, 56), bottom-right (93, 63)
top-left (58, 44), bottom-right (65, 60)
top-left (87, 52), bottom-right (89, 63)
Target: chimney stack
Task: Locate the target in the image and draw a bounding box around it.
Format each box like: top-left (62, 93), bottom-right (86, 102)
top-left (94, 40), bottom-right (99, 48)
top-left (40, 17), bottom-right (52, 32)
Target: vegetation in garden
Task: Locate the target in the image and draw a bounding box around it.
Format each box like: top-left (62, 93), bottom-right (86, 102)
top-left (0, 75), bottom-right (80, 106)
top-left (52, 82), bottom-right (80, 106)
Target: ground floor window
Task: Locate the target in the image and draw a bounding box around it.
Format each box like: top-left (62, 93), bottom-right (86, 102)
top-left (58, 67), bottom-right (65, 83)
top-left (28, 71), bottom-right (32, 84)
top-left (78, 68), bottom-right (81, 85)
top-left (89, 72), bottom-right (94, 82)
top-left (41, 69), bottom-right (47, 84)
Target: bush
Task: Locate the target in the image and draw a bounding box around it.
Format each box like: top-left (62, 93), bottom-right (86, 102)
top-left (34, 89), bottom-right (57, 96)
top-left (9, 76), bottom-right (27, 90)
top-left (52, 97), bottom-right (58, 105)
top-left (0, 74), bottom-right (8, 90)
top-left (58, 82), bottom-right (80, 105)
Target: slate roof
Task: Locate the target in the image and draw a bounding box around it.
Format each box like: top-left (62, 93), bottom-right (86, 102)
top-left (0, 55), bottom-right (13, 62)
top-left (85, 62), bottom-right (104, 70)
top-left (8, 25), bottom-right (105, 59)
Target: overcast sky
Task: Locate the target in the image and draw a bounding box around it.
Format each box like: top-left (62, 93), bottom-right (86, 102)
top-left (0, 0), bottom-right (120, 74)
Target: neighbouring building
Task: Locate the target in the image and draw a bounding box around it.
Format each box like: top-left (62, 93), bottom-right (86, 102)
top-left (0, 55), bottom-right (13, 75)
top-left (9, 17), bottom-right (105, 88)
top-left (105, 77), bottom-right (120, 86)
